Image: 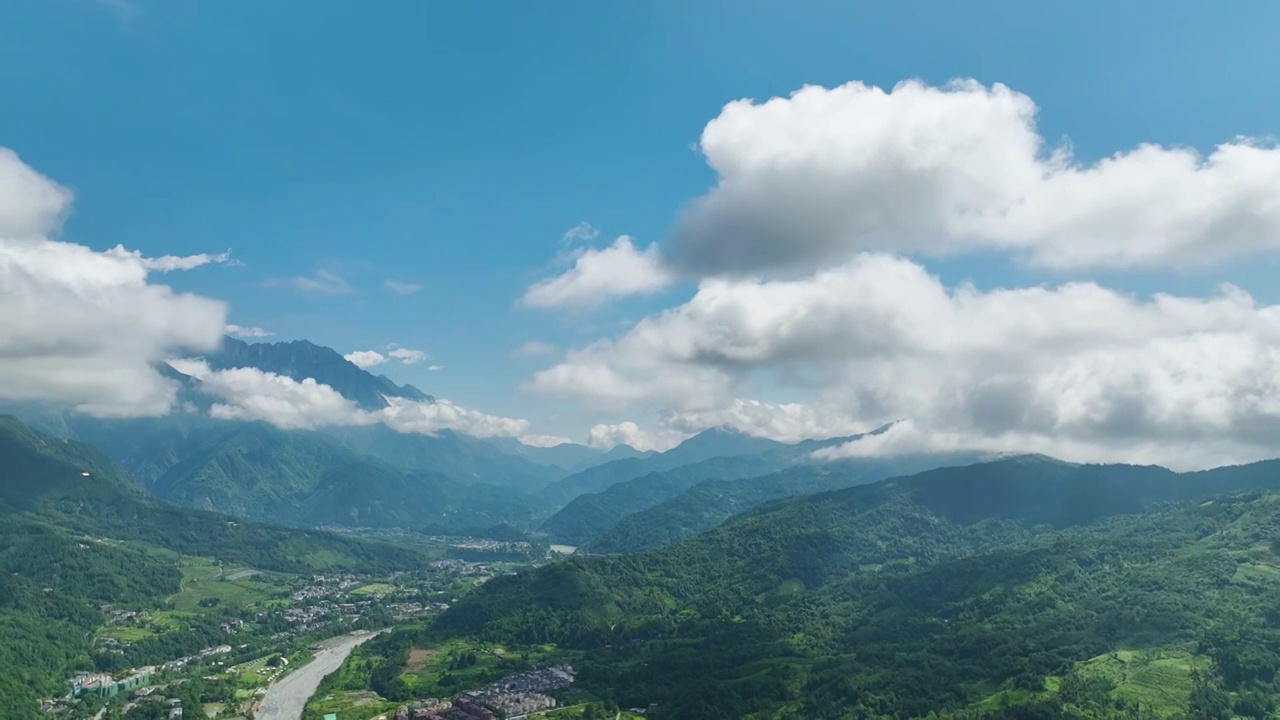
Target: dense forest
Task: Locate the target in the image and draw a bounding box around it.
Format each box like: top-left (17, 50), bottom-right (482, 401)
top-left (418, 456), bottom-right (1280, 718)
top-left (0, 416), bottom-right (431, 718)
top-left (0, 515), bottom-right (182, 717)
top-left (588, 453), bottom-right (980, 554)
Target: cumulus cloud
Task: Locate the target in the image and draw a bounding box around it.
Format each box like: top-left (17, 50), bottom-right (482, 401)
top-left (530, 253), bottom-right (1280, 469)
top-left (225, 324), bottom-right (274, 338)
top-left (344, 350), bottom-right (386, 368)
top-left (665, 79), bottom-right (1280, 275)
top-left (587, 421), bottom-right (685, 452)
top-left (427, 364), bottom-right (444, 372)
top-left (171, 359), bottom-right (538, 440)
top-left (522, 236), bottom-right (674, 310)
top-left (388, 347), bottom-right (427, 365)
top-left (172, 359), bottom-right (370, 430)
top-left (268, 269), bottom-right (353, 296)
top-left (344, 346), bottom-right (428, 368)
top-left (0, 149), bottom-right (228, 417)
top-left (0, 148), bottom-right (72, 238)
top-left (383, 279), bottom-right (421, 295)
top-left (378, 396), bottom-right (529, 439)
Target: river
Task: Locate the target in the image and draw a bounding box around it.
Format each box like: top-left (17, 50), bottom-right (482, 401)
top-left (254, 630), bottom-right (383, 720)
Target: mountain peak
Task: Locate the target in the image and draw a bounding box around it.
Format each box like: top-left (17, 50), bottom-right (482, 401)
top-left (204, 336), bottom-right (435, 410)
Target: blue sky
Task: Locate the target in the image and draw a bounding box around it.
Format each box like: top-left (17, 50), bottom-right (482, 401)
top-left (3, 0), bottom-right (1280, 456)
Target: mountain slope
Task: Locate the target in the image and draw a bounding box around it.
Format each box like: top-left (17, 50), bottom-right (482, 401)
top-left (588, 451), bottom-right (985, 553)
top-left (0, 414), bottom-right (144, 511)
top-left (203, 336), bottom-right (432, 410)
top-left (0, 514), bottom-right (183, 718)
top-left (482, 435), bottom-right (605, 470)
top-left (0, 415), bottom-right (430, 718)
top-left (425, 454), bottom-right (1280, 718)
top-left (0, 415), bottom-right (426, 573)
top-left (538, 454), bottom-right (800, 545)
top-left (567, 443), bottom-right (653, 472)
top-left (138, 422), bottom-right (538, 529)
top-left (538, 428), bottom-right (903, 542)
top-left (534, 426), bottom-right (855, 508)
top-left (322, 424), bottom-right (564, 489)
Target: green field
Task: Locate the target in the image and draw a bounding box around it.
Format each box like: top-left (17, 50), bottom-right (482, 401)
top-left (305, 690), bottom-right (397, 720)
top-left (1071, 648), bottom-right (1197, 715)
top-left (97, 625), bottom-right (158, 642)
top-left (167, 556), bottom-right (288, 611)
top-left (351, 582), bottom-right (396, 596)
top-left (397, 640), bottom-right (566, 698)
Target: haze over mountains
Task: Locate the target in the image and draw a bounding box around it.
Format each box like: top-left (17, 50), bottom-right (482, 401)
top-left (5, 336), bottom-right (937, 536)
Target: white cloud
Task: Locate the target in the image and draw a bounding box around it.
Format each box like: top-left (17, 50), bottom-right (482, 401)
top-left (388, 347), bottom-right (427, 365)
top-left (666, 79), bottom-right (1280, 274)
top-left (225, 324), bottom-right (274, 338)
top-left (378, 396), bottom-right (529, 439)
top-left (344, 346), bottom-right (428, 368)
top-left (0, 149), bottom-right (72, 239)
top-left (383, 279), bottom-right (421, 296)
top-left (587, 421), bottom-right (685, 452)
top-left (515, 340), bottom-right (557, 357)
top-left (582, 400), bottom-right (874, 452)
top-left (519, 433), bottom-right (575, 448)
top-left (658, 399), bottom-right (871, 443)
top-left (171, 359), bottom-right (538, 441)
top-left (530, 253), bottom-right (1280, 469)
top-left (522, 236), bottom-right (675, 311)
top-left (344, 350), bottom-right (386, 369)
top-left (269, 269), bottom-right (353, 296)
top-left (560, 221), bottom-right (600, 248)
top-left (109, 247), bottom-right (236, 272)
top-left (172, 360), bottom-right (371, 431)
top-left (0, 149), bottom-right (228, 417)
top-left (427, 364), bottom-right (444, 372)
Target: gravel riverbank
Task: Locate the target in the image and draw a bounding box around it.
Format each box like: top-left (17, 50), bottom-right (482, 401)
top-left (254, 630), bottom-right (383, 720)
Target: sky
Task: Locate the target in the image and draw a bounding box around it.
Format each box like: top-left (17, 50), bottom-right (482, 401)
top-left (3, 0), bottom-right (1280, 467)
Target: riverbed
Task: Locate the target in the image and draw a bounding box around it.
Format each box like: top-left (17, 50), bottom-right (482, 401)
top-left (254, 631), bottom-right (383, 720)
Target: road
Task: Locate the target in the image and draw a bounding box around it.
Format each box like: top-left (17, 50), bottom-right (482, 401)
top-left (254, 631), bottom-right (383, 720)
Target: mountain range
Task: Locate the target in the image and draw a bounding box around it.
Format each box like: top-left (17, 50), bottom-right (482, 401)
top-left (8, 336), bottom-right (948, 535)
top-left (426, 453), bottom-right (1280, 718)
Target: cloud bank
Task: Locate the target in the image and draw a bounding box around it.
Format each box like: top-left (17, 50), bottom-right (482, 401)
top-left (0, 148), bottom-right (228, 417)
top-left (171, 359), bottom-right (541, 442)
top-left (521, 79), bottom-right (1280, 468)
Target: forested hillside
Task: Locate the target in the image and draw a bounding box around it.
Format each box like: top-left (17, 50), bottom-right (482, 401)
top-left (583, 452), bottom-right (983, 553)
top-left (61, 417), bottom-right (542, 530)
top-left (539, 454), bottom-right (794, 545)
top-left (0, 516), bottom-right (184, 718)
top-left (0, 415), bottom-right (435, 717)
top-left (421, 456), bottom-right (1280, 718)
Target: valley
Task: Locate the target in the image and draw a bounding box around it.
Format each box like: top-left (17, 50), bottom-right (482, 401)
top-left (34, 536), bottom-right (548, 720)
top-left (8, 337), bottom-right (1280, 720)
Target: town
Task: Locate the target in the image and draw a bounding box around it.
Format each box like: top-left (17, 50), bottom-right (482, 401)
top-left (39, 553), bottom-right (526, 720)
top-left (380, 665), bottom-right (576, 720)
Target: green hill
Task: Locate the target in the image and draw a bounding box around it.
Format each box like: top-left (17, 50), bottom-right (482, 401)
top-left (538, 454), bottom-right (790, 545)
top-left (0, 415), bottom-right (431, 719)
top-left (65, 417), bottom-right (540, 530)
top-left (581, 452), bottom-right (983, 553)
top-left (422, 455), bottom-right (1280, 718)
